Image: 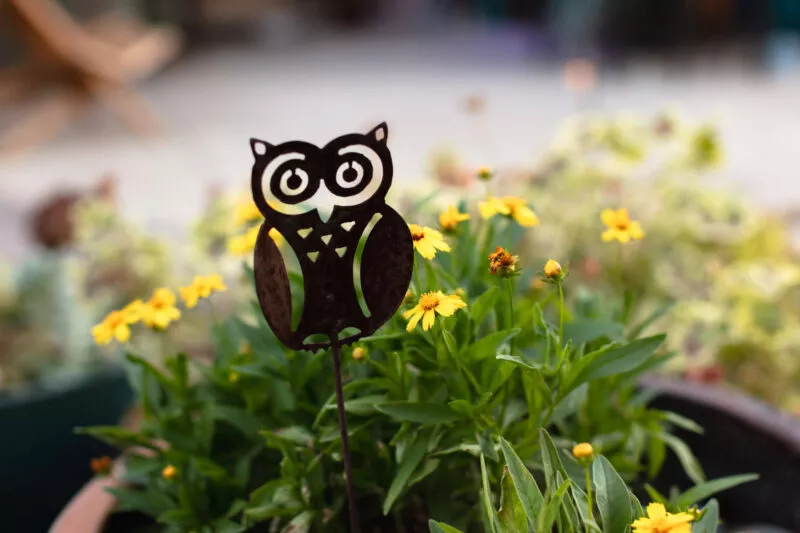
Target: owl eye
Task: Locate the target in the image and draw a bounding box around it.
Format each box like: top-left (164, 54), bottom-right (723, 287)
top-left (335, 161), bottom-right (365, 190)
top-left (280, 167), bottom-right (310, 196)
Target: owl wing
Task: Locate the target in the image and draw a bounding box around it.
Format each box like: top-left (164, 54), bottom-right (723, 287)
top-left (360, 207), bottom-right (413, 332)
top-left (253, 223), bottom-right (296, 348)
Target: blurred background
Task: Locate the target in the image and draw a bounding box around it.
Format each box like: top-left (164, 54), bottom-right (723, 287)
top-left (2, 0), bottom-right (800, 258)
top-left (3, 1), bottom-right (800, 531)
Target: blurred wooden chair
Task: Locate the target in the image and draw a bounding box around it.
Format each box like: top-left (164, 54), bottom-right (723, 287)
top-left (0, 0), bottom-right (182, 157)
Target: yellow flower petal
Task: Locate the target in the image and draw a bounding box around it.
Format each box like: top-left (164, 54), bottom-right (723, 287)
top-left (422, 309), bottom-right (436, 330)
top-left (512, 205), bottom-right (539, 227)
top-left (602, 229), bottom-right (616, 242)
top-left (601, 208), bottom-right (617, 227)
top-left (628, 221), bottom-right (645, 240)
top-left (646, 503), bottom-right (667, 520)
top-left (114, 324), bottom-right (131, 343)
top-left (406, 311), bottom-right (423, 332)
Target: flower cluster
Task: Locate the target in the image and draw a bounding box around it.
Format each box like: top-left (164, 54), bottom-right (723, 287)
top-left (91, 274), bottom-right (227, 346)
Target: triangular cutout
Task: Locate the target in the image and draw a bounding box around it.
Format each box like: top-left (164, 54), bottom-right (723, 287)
top-left (297, 228), bottom-right (313, 239)
top-left (340, 221), bottom-right (356, 232)
top-left (307, 251), bottom-right (319, 262)
top-left (335, 247), bottom-right (347, 258)
top-left (321, 234), bottom-right (332, 245)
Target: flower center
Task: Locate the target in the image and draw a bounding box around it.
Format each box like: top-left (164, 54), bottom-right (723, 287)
top-left (106, 311), bottom-right (125, 327)
top-left (410, 228), bottom-right (425, 241)
top-left (614, 219), bottom-right (630, 231)
top-left (419, 293), bottom-right (441, 311)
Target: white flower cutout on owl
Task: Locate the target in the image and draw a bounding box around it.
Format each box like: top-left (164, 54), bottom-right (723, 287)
top-left (248, 122), bottom-right (414, 352)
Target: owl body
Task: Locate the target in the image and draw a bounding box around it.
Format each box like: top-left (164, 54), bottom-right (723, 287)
top-left (250, 123), bottom-right (413, 351)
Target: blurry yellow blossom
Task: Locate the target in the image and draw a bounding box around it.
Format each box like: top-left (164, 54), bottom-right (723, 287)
top-left (477, 166), bottom-right (493, 181)
top-left (631, 503), bottom-right (694, 533)
top-left (439, 205), bottom-right (470, 232)
top-left (180, 274), bottom-right (227, 309)
top-left (404, 291), bottom-right (466, 332)
top-left (601, 208), bottom-right (644, 243)
top-left (228, 226), bottom-right (283, 255)
top-left (544, 259), bottom-right (563, 280)
top-left (479, 196), bottom-right (539, 227)
top-left (572, 442), bottom-right (594, 459)
top-left (162, 465), bottom-right (178, 480)
top-left (352, 347), bottom-right (367, 361)
top-left (142, 288), bottom-right (181, 330)
top-left (409, 224), bottom-right (450, 260)
top-left (234, 198), bottom-right (263, 227)
top-left (91, 301), bottom-right (142, 345)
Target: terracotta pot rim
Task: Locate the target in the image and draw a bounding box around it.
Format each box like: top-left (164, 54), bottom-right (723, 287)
top-left (49, 461), bottom-right (124, 533)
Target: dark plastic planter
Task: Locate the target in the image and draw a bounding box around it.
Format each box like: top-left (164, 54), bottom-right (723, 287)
top-left (643, 376), bottom-right (800, 532)
top-left (0, 365), bottom-right (134, 533)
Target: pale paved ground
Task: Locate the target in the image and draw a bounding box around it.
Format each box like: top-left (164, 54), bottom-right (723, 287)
top-left (2, 23), bottom-right (800, 259)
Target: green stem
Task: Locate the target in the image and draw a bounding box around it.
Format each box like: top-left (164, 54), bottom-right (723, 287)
top-left (585, 464), bottom-right (594, 526)
top-left (557, 282), bottom-right (565, 355)
top-left (505, 278), bottom-right (515, 337)
top-left (413, 255), bottom-right (423, 294)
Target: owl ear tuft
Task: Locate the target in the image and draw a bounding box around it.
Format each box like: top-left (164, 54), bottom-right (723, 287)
top-left (250, 138), bottom-right (272, 159)
top-left (368, 122), bottom-right (388, 144)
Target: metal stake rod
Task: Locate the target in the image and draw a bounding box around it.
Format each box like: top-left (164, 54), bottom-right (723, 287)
top-left (330, 336), bottom-right (360, 533)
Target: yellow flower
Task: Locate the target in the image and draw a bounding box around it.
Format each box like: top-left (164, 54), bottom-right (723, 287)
top-left (488, 246), bottom-right (519, 277)
top-left (92, 309), bottom-right (137, 345)
top-left (180, 274), bottom-right (228, 309)
top-left (403, 291), bottom-right (467, 332)
top-left (479, 196), bottom-right (539, 227)
top-left (162, 464), bottom-right (178, 480)
top-left (352, 347), bottom-right (367, 361)
top-left (632, 503), bottom-right (694, 533)
top-left (121, 299), bottom-right (145, 322)
top-left (234, 198), bottom-right (263, 227)
top-left (572, 442), bottom-right (594, 459)
top-left (477, 166), bottom-right (493, 181)
top-left (409, 224), bottom-right (451, 260)
top-left (142, 288), bottom-right (181, 330)
top-left (601, 208), bottom-right (644, 243)
top-left (228, 226), bottom-right (283, 255)
top-left (439, 205), bottom-right (470, 233)
top-left (544, 259), bottom-right (563, 280)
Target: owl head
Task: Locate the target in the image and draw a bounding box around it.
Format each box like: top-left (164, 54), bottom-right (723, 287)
top-left (249, 123), bottom-right (393, 220)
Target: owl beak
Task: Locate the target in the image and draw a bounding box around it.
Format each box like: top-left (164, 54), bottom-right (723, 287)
top-left (315, 182), bottom-right (334, 222)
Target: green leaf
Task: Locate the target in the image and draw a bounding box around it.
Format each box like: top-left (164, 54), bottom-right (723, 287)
top-left (647, 433), bottom-right (667, 479)
top-left (212, 405), bottom-right (264, 436)
top-left (676, 474), bottom-right (758, 508)
top-left (479, 454), bottom-right (500, 533)
top-left (442, 328), bottom-right (457, 358)
top-left (477, 431), bottom-right (499, 462)
top-left (593, 455), bottom-right (632, 533)
top-left (692, 499), bottom-right (720, 533)
top-left (661, 433), bottom-right (706, 484)
top-left (471, 286), bottom-right (500, 326)
top-left (499, 437), bottom-right (544, 523)
top-left (319, 395), bottom-right (387, 418)
top-left (643, 484), bottom-right (667, 505)
top-left (107, 487), bottom-right (176, 516)
top-left (383, 432), bottom-right (430, 515)
top-left (563, 321), bottom-right (624, 345)
top-left (567, 335), bottom-right (665, 392)
top-left (627, 303), bottom-right (674, 339)
top-left (539, 429), bottom-right (568, 489)
top-left (496, 354), bottom-right (544, 371)
top-left (498, 465), bottom-right (527, 533)
top-left (75, 426), bottom-right (160, 451)
top-left (661, 411), bottom-right (704, 434)
top-left (281, 511), bottom-right (314, 533)
top-left (194, 457), bottom-right (228, 480)
top-left (550, 383), bottom-right (588, 424)
top-left (158, 509), bottom-right (195, 527)
top-left (376, 402), bottom-right (461, 425)
top-left (428, 520), bottom-right (466, 533)
top-left (536, 478), bottom-right (571, 533)
top-left (462, 329), bottom-right (521, 361)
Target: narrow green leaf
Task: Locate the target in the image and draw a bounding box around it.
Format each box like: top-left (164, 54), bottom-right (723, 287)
top-left (75, 426), bottom-right (160, 451)
top-left (383, 433), bottom-right (430, 514)
top-left (477, 431), bottom-right (499, 462)
top-left (627, 303), bottom-right (674, 339)
top-left (376, 402), bottom-right (461, 425)
top-left (692, 499), bottom-right (720, 533)
top-left (212, 405), bottom-right (264, 436)
top-left (537, 478), bottom-right (571, 533)
top-left (676, 474), bottom-right (758, 508)
top-left (479, 454), bottom-right (500, 533)
top-left (644, 484), bottom-right (667, 504)
top-left (581, 335), bottom-right (666, 382)
top-left (661, 433), bottom-right (706, 484)
top-left (496, 354), bottom-right (544, 371)
top-left (593, 455), bottom-right (632, 533)
top-left (563, 321), bottom-right (624, 345)
top-left (499, 437), bottom-right (544, 523)
top-left (428, 520), bottom-right (466, 533)
top-left (462, 329), bottom-right (521, 361)
top-left (442, 328), bottom-right (457, 358)
top-left (471, 286), bottom-right (500, 326)
top-left (647, 434), bottom-right (667, 479)
top-left (539, 429), bottom-right (568, 489)
top-left (498, 466), bottom-right (527, 533)
top-left (661, 411), bottom-right (704, 434)
top-left (281, 511), bottom-right (314, 533)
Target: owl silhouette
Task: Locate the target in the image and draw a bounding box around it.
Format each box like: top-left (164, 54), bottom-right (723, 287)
top-left (250, 123), bottom-right (413, 352)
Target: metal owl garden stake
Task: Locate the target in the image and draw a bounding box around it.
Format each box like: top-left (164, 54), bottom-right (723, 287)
top-left (249, 123), bottom-right (413, 532)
